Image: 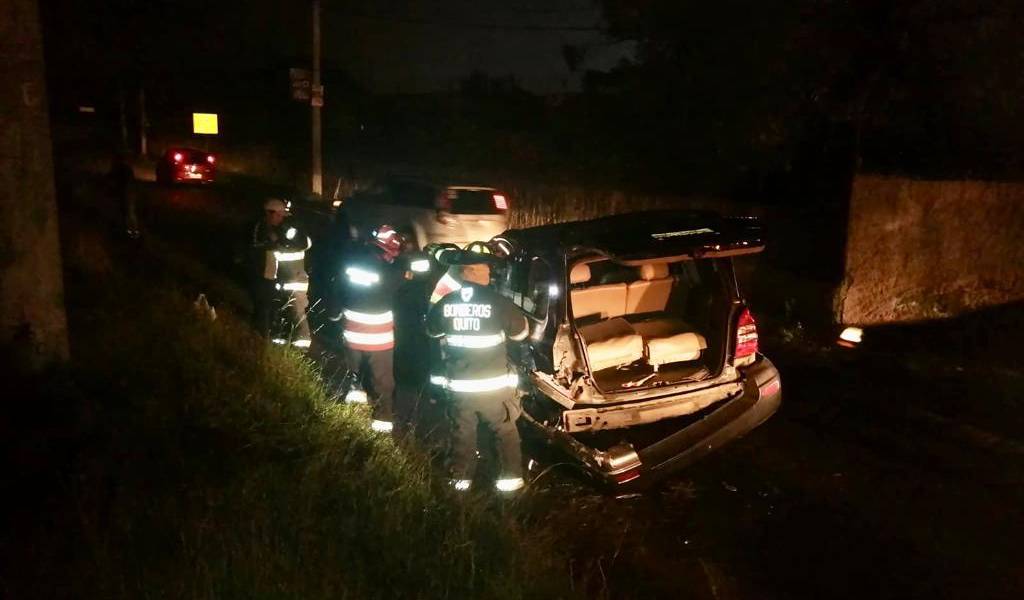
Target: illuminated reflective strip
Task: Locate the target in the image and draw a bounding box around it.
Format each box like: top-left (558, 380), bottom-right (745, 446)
top-left (285, 227), bottom-right (297, 240)
top-left (345, 267), bottom-right (380, 286)
top-left (274, 250), bottom-right (305, 262)
top-left (271, 338), bottom-right (287, 345)
top-left (451, 479), bottom-right (472, 491)
top-left (430, 373), bottom-right (518, 393)
top-left (345, 389), bottom-right (368, 404)
top-left (291, 339), bottom-right (311, 348)
top-left (410, 259), bottom-right (430, 273)
top-left (343, 309), bottom-right (394, 325)
top-left (445, 333), bottom-right (505, 349)
top-left (343, 330), bottom-right (395, 345)
top-left (430, 272), bottom-right (462, 304)
top-left (370, 419), bottom-right (393, 433)
top-left (281, 281), bottom-right (309, 292)
top-left (495, 477), bottom-right (525, 492)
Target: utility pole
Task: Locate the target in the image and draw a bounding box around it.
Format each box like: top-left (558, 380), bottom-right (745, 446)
top-left (311, 0), bottom-right (323, 197)
top-left (138, 85), bottom-right (147, 157)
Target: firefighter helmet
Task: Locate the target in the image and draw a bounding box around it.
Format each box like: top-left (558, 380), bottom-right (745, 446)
top-left (372, 225), bottom-right (404, 260)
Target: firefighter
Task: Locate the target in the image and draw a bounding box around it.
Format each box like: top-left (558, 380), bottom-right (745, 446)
top-left (336, 225), bottom-right (405, 433)
top-left (426, 255), bottom-right (530, 493)
top-left (275, 214), bottom-right (313, 349)
top-left (251, 199), bottom-right (312, 348)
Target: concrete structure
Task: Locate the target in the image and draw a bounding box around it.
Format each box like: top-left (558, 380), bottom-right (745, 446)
top-left (0, 0), bottom-right (69, 370)
top-left (838, 175), bottom-right (1024, 325)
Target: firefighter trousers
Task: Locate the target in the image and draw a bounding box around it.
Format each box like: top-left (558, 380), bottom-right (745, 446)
top-left (449, 388), bottom-right (523, 481)
top-left (282, 291), bottom-right (311, 344)
top-left (345, 347), bottom-right (395, 422)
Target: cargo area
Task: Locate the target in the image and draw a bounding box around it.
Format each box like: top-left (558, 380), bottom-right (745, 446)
top-left (569, 256), bottom-right (732, 393)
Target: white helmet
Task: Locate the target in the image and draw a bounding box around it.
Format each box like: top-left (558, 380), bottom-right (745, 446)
top-left (263, 198), bottom-right (287, 213)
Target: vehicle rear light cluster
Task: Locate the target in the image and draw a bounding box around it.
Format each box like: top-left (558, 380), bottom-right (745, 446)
top-left (493, 193), bottom-right (508, 210)
top-left (173, 152), bottom-right (183, 163)
top-left (206, 154), bottom-right (215, 164)
top-left (735, 307), bottom-right (758, 359)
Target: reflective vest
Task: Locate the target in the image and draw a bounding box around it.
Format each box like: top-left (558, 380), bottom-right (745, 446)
top-left (275, 225), bottom-right (311, 293)
top-left (341, 245), bottom-right (400, 352)
top-left (426, 283), bottom-right (529, 385)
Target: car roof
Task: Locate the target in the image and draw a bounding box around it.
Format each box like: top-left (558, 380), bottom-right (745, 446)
top-left (496, 210), bottom-right (764, 262)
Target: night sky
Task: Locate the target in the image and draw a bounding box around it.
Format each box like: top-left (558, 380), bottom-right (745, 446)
top-left (44, 0), bottom-right (633, 94)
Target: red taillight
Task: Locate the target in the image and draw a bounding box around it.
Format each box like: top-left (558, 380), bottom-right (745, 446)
top-left (493, 193), bottom-right (508, 210)
top-left (172, 152), bottom-right (183, 163)
top-left (613, 468), bottom-right (641, 485)
top-left (735, 307), bottom-right (758, 359)
top-left (206, 154), bottom-right (215, 164)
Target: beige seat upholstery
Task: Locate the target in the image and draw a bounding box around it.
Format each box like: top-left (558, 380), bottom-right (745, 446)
top-left (577, 318), bottom-right (645, 372)
top-left (626, 262), bottom-right (673, 315)
top-left (647, 332), bottom-right (708, 366)
top-left (570, 262), bottom-right (628, 320)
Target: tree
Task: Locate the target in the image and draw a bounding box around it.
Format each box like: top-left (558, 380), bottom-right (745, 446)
top-left (0, 0), bottom-right (69, 371)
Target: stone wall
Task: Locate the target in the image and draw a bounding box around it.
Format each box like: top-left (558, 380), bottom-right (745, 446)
top-left (838, 175), bottom-right (1024, 324)
top-left (0, 0), bottom-right (69, 369)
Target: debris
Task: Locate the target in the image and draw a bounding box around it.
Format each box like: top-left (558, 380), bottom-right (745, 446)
top-left (193, 293), bottom-right (217, 321)
top-left (622, 373), bottom-right (657, 388)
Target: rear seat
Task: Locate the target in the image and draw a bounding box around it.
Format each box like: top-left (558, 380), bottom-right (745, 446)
top-left (577, 318), bottom-right (645, 372)
top-left (569, 263), bottom-right (627, 320)
top-left (626, 263), bottom-right (673, 314)
top-left (632, 317), bottom-right (708, 367)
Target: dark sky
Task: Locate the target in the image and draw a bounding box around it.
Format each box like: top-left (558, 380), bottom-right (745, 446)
top-left (321, 1), bottom-right (634, 93)
top-left (236, 0), bottom-right (635, 93)
top-left (42, 0), bottom-right (634, 100)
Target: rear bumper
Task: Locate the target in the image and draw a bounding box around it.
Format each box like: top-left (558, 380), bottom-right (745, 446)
top-left (522, 356), bottom-right (781, 486)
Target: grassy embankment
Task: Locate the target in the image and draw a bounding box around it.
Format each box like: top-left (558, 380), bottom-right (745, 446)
top-left (2, 193), bottom-right (571, 598)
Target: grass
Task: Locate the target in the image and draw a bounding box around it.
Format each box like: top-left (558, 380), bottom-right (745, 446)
top-left (2, 212), bottom-right (571, 599)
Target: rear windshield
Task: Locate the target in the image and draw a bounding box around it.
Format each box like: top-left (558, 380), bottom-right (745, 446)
top-left (449, 189), bottom-right (504, 214)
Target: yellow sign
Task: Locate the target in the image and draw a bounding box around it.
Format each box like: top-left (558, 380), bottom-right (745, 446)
top-left (192, 113), bottom-right (219, 135)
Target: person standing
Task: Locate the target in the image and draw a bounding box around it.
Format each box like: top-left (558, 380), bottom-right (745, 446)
top-left (274, 213), bottom-right (313, 349)
top-left (426, 258), bottom-right (529, 493)
top-left (336, 225), bottom-right (405, 433)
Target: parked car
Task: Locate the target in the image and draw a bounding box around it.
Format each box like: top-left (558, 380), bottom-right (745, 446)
top-left (340, 177), bottom-right (509, 249)
top-left (488, 211), bottom-right (781, 488)
top-left (155, 147), bottom-right (216, 184)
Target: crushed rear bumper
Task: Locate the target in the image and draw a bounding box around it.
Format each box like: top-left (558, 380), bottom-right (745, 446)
top-left (522, 356), bottom-right (781, 486)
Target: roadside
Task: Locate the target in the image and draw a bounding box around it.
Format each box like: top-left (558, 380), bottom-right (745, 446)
top-left (0, 178), bottom-right (576, 599)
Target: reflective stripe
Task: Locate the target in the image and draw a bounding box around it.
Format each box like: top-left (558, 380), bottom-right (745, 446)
top-left (410, 259), bottom-right (430, 273)
top-left (282, 281), bottom-right (309, 292)
top-left (495, 477), bottom-right (525, 492)
top-left (271, 338), bottom-right (287, 345)
top-left (285, 227), bottom-right (297, 240)
top-left (274, 250), bottom-right (305, 262)
top-left (370, 419), bottom-right (393, 433)
top-left (345, 389), bottom-right (368, 404)
top-left (344, 309), bottom-right (394, 325)
top-left (445, 333), bottom-right (505, 349)
top-left (451, 479), bottom-right (472, 491)
top-left (430, 273), bottom-right (462, 304)
top-left (430, 373), bottom-right (518, 393)
top-left (346, 267), bottom-right (380, 286)
top-left (343, 330), bottom-right (395, 346)
top-left (291, 339), bottom-right (311, 348)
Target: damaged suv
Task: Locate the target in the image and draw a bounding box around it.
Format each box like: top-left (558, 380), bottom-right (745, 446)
top-left (490, 211), bottom-right (781, 487)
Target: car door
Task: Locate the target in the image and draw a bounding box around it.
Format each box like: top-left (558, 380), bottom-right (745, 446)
top-left (501, 254), bottom-right (555, 374)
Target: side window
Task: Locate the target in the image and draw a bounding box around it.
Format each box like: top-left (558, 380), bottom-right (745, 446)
top-left (521, 258), bottom-right (551, 319)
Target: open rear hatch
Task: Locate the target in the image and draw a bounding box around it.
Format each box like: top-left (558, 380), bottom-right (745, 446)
top-left (568, 214), bottom-right (763, 395)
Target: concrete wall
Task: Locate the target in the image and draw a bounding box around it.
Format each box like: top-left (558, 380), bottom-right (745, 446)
top-left (838, 175), bottom-right (1024, 325)
top-left (0, 0), bottom-right (69, 369)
